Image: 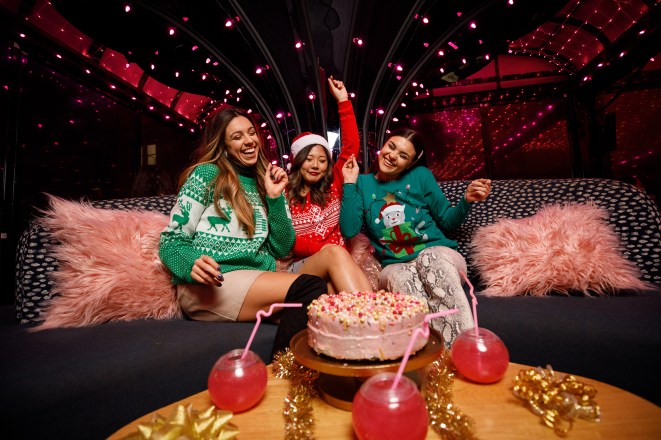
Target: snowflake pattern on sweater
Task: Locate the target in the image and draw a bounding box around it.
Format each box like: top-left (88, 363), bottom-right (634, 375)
top-left (289, 100), bottom-right (359, 258)
top-left (159, 163), bottom-right (295, 284)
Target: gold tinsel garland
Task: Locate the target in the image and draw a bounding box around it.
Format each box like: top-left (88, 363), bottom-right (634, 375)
top-left (120, 403), bottom-right (238, 440)
top-left (423, 350), bottom-right (477, 440)
top-left (273, 350), bottom-right (320, 439)
top-left (273, 349), bottom-right (474, 440)
top-left (512, 365), bottom-right (601, 437)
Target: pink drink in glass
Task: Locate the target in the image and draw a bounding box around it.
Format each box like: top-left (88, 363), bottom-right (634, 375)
top-left (451, 327), bottom-right (509, 383)
top-left (352, 372), bottom-right (428, 440)
top-left (208, 348), bottom-right (268, 413)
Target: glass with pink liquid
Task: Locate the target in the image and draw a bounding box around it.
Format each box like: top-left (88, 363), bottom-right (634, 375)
top-left (207, 348), bottom-right (268, 413)
top-left (352, 372), bottom-right (428, 440)
top-left (451, 327), bottom-right (509, 383)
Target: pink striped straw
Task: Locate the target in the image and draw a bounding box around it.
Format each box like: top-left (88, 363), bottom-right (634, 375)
top-left (392, 308), bottom-right (459, 389)
top-left (459, 271), bottom-right (479, 334)
top-left (242, 303), bottom-right (302, 359)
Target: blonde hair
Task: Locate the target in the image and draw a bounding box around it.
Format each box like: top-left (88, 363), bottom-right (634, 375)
top-left (178, 107), bottom-right (269, 237)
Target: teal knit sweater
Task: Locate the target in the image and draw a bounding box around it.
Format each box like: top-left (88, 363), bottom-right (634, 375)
top-left (340, 166), bottom-right (471, 267)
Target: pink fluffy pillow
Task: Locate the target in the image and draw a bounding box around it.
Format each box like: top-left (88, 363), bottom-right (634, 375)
top-left (470, 203), bottom-right (651, 297)
top-left (33, 195), bottom-right (181, 330)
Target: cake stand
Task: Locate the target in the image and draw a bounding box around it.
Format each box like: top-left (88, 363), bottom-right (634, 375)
top-left (290, 329), bottom-right (444, 410)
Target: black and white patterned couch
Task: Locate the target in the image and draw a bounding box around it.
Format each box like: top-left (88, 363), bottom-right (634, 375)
top-left (1, 178), bottom-right (659, 439)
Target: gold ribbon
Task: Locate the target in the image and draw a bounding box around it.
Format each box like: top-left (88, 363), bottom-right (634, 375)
top-left (120, 403), bottom-right (238, 440)
top-left (512, 365), bottom-right (601, 437)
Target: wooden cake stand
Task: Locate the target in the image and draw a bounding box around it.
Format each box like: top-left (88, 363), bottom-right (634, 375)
top-left (290, 329), bottom-right (444, 410)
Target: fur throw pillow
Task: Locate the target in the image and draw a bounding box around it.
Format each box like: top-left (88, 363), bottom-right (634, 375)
top-left (33, 195), bottom-right (181, 330)
top-left (470, 203), bottom-right (652, 297)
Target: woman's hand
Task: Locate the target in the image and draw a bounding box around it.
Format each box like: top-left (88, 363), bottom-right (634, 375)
top-left (328, 75), bottom-right (348, 103)
top-left (342, 154), bottom-right (360, 184)
top-left (191, 255), bottom-right (224, 286)
top-left (265, 163), bottom-right (289, 198)
top-left (465, 178), bottom-right (492, 203)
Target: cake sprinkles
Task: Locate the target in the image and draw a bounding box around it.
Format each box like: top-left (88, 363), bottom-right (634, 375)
top-left (307, 290), bottom-right (429, 360)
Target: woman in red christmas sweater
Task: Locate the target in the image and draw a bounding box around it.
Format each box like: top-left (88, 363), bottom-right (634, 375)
top-left (286, 77), bottom-right (372, 294)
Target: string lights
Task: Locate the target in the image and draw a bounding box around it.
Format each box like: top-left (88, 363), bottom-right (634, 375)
top-left (9, 0), bottom-right (657, 180)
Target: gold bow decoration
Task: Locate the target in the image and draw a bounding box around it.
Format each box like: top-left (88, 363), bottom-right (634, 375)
top-left (120, 403), bottom-right (238, 440)
top-left (512, 365), bottom-right (601, 437)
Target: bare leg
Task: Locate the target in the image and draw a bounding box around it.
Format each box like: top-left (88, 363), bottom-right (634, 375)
top-left (298, 245), bottom-right (372, 293)
top-left (237, 272), bottom-right (300, 321)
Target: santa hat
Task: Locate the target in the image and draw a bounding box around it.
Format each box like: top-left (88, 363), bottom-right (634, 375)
top-left (290, 132), bottom-right (331, 159)
top-left (375, 202), bottom-right (404, 224)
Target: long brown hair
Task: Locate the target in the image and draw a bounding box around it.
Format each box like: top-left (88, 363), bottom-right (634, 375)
top-left (287, 143), bottom-right (334, 208)
top-left (178, 107), bottom-right (269, 237)
top-left (370, 127), bottom-right (427, 175)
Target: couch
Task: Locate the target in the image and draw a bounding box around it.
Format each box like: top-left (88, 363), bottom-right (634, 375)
top-left (1, 178), bottom-right (659, 439)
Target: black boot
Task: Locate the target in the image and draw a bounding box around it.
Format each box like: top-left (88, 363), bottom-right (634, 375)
top-left (271, 274), bottom-right (327, 358)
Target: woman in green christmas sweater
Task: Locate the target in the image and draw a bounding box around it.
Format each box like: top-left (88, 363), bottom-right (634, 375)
top-left (159, 107), bottom-right (326, 354)
top-left (340, 127), bottom-right (491, 347)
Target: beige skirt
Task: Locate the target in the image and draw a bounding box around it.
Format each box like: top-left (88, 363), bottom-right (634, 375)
top-left (176, 270), bottom-right (265, 322)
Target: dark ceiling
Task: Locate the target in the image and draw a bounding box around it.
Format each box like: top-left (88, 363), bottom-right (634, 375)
top-left (1, 0), bottom-right (659, 156)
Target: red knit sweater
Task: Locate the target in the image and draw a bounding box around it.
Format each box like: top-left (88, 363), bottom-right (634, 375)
top-left (290, 100), bottom-right (360, 258)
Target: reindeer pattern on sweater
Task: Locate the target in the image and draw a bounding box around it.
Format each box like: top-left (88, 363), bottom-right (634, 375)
top-left (159, 163), bottom-right (295, 284)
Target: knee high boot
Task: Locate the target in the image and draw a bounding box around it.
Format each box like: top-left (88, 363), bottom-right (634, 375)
top-left (272, 274), bottom-right (327, 358)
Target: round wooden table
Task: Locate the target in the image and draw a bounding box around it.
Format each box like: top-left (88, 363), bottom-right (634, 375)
top-left (109, 362), bottom-right (661, 439)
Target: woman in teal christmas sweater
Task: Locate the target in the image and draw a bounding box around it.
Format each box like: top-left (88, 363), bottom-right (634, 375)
top-left (159, 107), bottom-right (327, 354)
top-left (340, 127), bottom-right (491, 346)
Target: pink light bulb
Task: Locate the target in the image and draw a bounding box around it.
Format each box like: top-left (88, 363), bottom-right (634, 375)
top-left (352, 373), bottom-right (427, 440)
top-left (208, 349), bottom-right (267, 413)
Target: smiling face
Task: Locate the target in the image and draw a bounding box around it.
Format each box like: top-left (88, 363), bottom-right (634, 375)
top-left (376, 135), bottom-right (417, 181)
top-left (224, 115), bottom-right (260, 167)
top-left (299, 145), bottom-right (330, 186)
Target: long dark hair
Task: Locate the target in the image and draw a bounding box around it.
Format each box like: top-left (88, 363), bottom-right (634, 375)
top-left (287, 143), bottom-right (334, 208)
top-left (370, 127), bottom-right (428, 174)
top-left (178, 107), bottom-right (269, 237)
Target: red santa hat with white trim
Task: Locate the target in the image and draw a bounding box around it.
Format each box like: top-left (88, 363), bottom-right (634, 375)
top-left (375, 201), bottom-right (404, 224)
top-left (290, 132), bottom-right (331, 159)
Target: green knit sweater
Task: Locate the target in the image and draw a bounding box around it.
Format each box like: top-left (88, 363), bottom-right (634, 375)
top-left (159, 163), bottom-right (295, 284)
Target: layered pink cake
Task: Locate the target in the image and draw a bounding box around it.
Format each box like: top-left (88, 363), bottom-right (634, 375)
top-left (307, 290), bottom-right (429, 361)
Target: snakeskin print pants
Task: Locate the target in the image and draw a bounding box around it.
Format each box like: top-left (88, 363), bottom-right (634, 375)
top-left (378, 246), bottom-right (474, 348)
